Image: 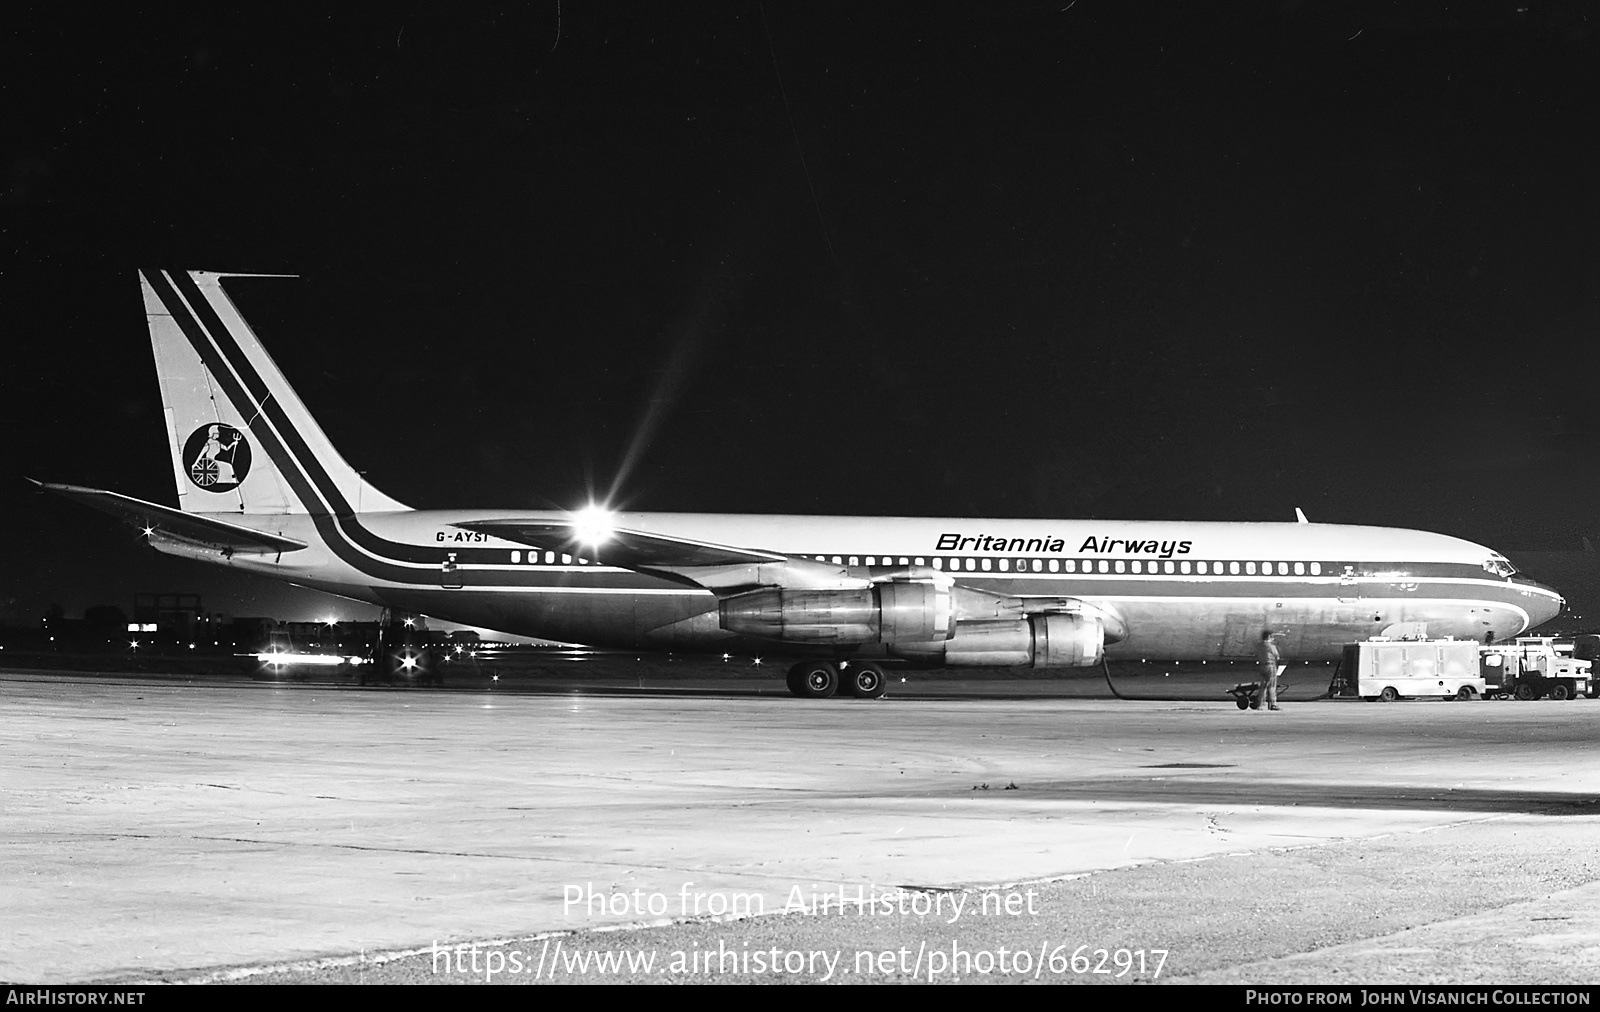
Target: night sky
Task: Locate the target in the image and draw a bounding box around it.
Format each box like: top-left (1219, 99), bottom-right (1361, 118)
top-left (5, 3), bottom-right (1599, 625)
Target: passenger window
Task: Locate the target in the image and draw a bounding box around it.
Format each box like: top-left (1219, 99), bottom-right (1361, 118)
top-left (1164, 561), bottom-right (1175, 574)
top-left (561, 554), bottom-right (572, 565)
top-left (1278, 562), bottom-right (1289, 575)
top-left (545, 551), bottom-right (555, 564)
top-left (1246, 561), bottom-right (1256, 575)
top-left (1114, 560), bottom-right (1125, 573)
top-left (1032, 559), bottom-right (1042, 572)
top-left (902, 557), bottom-right (911, 566)
top-left (933, 558), bottom-right (943, 570)
top-left (832, 556), bottom-right (842, 565)
top-left (1049, 559), bottom-right (1059, 572)
top-left (1132, 561), bottom-right (1142, 574)
top-left (511, 551), bottom-right (521, 564)
top-left (1294, 562), bottom-right (1305, 575)
top-left (965, 558), bottom-right (975, 571)
top-left (866, 557), bottom-right (876, 567)
top-left (1196, 561), bottom-right (1207, 575)
top-left (1180, 561), bottom-right (1191, 574)
top-left (849, 557), bottom-right (859, 566)
top-left (1098, 560), bottom-right (1109, 573)
top-left (1229, 561), bottom-right (1240, 575)
top-left (1310, 562), bottom-right (1321, 575)
top-left (1064, 560), bottom-right (1076, 573)
top-left (981, 558), bottom-right (992, 571)
top-left (999, 559), bottom-right (1010, 572)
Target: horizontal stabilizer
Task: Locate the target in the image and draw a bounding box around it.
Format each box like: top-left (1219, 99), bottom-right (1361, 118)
top-left (452, 521), bottom-right (786, 568)
top-left (33, 480), bottom-right (307, 554)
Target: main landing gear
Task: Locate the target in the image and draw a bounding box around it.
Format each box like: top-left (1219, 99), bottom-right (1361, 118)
top-left (785, 660), bottom-right (889, 700)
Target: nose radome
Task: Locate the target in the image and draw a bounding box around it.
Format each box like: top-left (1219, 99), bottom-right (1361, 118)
top-left (1522, 579), bottom-right (1564, 630)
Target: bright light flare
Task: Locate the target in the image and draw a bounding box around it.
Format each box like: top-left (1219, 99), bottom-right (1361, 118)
top-left (571, 504), bottom-right (616, 547)
top-left (254, 651), bottom-right (354, 667)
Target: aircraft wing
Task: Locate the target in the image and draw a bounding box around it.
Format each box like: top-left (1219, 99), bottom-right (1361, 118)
top-left (452, 520), bottom-right (870, 593)
top-left (452, 523), bottom-right (1126, 634)
top-left (33, 480), bottom-right (308, 555)
top-left (451, 521), bottom-right (788, 568)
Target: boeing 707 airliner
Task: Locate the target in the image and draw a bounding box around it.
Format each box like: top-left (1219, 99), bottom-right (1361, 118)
top-left (40, 270), bottom-right (1565, 698)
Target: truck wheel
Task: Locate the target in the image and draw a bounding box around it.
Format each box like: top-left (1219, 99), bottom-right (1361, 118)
top-left (1550, 683), bottom-right (1571, 701)
top-left (1455, 686), bottom-right (1474, 701)
top-left (1235, 697), bottom-right (1249, 710)
top-left (1514, 684), bottom-right (1536, 701)
top-left (1379, 686), bottom-right (1399, 702)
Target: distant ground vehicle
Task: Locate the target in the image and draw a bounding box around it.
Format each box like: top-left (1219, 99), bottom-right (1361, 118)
top-left (1570, 635), bottom-right (1600, 697)
top-left (1480, 637), bottom-right (1590, 700)
top-left (1332, 639), bottom-right (1485, 702)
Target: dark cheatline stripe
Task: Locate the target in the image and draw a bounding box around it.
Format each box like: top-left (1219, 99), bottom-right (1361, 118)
top-left (156, 270), bottom-right (668, 592)
top-left (143, 270), bottom-right (319, 513)
top-left (170, 271), bottom-right (350, 514)
top-left (146, 269), bottom-right (432, 584)
top-left (168, 270), bottom-right (441, 565)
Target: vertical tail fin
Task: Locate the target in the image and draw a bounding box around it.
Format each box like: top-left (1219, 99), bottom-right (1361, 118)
top-left (140, 269), bottom-right (408, 515)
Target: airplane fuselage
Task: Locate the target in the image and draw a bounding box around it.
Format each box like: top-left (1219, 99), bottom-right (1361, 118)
top-left (182, 509), bottom-right (1561, 661)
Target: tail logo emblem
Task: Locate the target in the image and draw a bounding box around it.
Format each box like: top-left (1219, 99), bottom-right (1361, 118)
top-left (183, 423), bottom-right (252, 492)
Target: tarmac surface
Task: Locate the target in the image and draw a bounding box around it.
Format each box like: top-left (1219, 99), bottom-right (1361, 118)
top-left (3, 665), bottom-right (1598, 984)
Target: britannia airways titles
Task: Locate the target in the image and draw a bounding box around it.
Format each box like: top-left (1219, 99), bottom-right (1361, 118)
top-left (936, 534), bottom-right (1195, 558)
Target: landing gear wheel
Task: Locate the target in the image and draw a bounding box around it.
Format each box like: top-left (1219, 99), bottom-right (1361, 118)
top-left (1550, 683), bottom-right (1571, 701)
top-left (1514, 684), bottom-right (1536, 701)
top-left (1235, 697), bottom-right (1249, 710)
top-left (794, 660), bottom-right (839, 699)
top-left (1455, 686), bottom-right (1473, 701)
top-left (1379, 686), bottom-right (1399, 702)
top-left (841, 662), bottom-right (888, 699)
top-left (787, 661), bottom-right (839, 699)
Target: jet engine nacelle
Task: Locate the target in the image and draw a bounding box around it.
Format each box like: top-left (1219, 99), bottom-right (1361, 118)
top-left (718, 582), bottom-right (953, 645)
top-left (895, 614), bottom-right (1105, 668)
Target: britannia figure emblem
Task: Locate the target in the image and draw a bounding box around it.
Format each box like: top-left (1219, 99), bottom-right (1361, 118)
top-left (183, 423), bottom-right (251, 492)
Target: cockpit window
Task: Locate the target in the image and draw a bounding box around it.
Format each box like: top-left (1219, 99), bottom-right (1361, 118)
top-left (1483, 555), bottom-right (1517, 577)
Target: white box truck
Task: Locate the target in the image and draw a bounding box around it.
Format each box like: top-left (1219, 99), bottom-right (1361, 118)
top-left (1334, 639), bottom-right (1486, 701)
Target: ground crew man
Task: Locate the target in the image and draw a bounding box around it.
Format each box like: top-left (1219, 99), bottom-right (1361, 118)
top-left (1257, 630), bottom-right (1283, 710)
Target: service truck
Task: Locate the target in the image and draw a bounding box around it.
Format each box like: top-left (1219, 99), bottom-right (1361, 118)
top-left (1570, 634), bottom-right (1600, 697)
top-left (1333, 638), bottom-right (1486, 702)
top-left (1480, 637), bottom-right (1590, 700)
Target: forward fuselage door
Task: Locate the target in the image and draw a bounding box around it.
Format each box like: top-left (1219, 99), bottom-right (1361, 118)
top-left (442, 552), bottom-right (463, 589)
top-left (1339, 564), bottom-right (1359, 603)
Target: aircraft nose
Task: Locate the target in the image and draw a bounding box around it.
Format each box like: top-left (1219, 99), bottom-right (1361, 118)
top-left (1518, 577), bottom-right (1565, 630)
